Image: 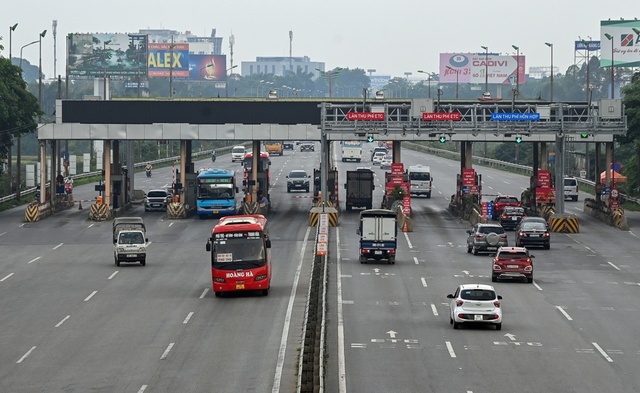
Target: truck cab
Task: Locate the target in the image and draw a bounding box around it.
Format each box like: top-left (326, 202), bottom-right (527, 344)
top-left (113, 217), bottom-right (148, 266)
top-left (265, 141), bottom-right (284, 156)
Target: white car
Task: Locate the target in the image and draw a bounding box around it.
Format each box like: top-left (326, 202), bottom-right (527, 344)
top-left (372, 151), bottom-right (386, 165)
top-left (447, 284), bottom-right (502, 330)
top-left (380, 156), bottom-right (392, 169)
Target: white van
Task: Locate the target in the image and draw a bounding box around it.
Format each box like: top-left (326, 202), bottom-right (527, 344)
top-left (408, 165), bottom-right (433, 198)
top-left (563, 177), bottom-right (579, 201)
top-left (231, 145), bottom-right (246, 162)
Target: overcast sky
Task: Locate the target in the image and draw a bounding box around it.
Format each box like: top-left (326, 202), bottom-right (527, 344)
top-left (1, 0), bottom-right (638, 81)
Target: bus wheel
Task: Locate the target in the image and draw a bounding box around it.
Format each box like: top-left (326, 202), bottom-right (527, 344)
top-left (262, 289), bottom-right (269, 296)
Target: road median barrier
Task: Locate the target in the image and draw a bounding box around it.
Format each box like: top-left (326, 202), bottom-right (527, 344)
top-left (166, 202), bottom-right (186, 219)
top-left (548, 213), bottom-right (579, 233)
top-left (309, 206), bottom-right (338, 227)
top-left (611, 208), bottom-right (628, 230)
top-left (89, 203), bottom-right (110, 221)
top-left (25, 203), bottom-right (40, 222)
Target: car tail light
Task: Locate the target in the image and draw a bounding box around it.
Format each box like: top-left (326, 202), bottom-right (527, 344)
top-left (255, 274), bottom-right (268, 281)
top-left (493, 300), bottom-right (501, 308)
top-left (524, 265), bottom-right (532, 271)
top-left (475, 234), bottom-right (485, 239)
top-left (456, 300), bottom-right (464, 307)
top-left (362, 249), bottom-right (370, 254)
top-left (389, 249), bottom-right (396, 254)
top-left (500, 234), bottom-right (507, 239)
top-left (213, 277), bottom-right (226, 283)
top-left (490, 314), bottom-right (500, 319)
top-left (502, 215), bottom-right (508, 219)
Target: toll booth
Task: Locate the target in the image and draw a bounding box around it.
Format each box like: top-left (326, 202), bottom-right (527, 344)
top-left (111, 166), bottom-right (130, 209)
top-left (313, 168), bottom-right (338, 205)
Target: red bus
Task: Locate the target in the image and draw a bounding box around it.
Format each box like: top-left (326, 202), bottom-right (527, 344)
top-left (205, 215), bottom-right (272, 296)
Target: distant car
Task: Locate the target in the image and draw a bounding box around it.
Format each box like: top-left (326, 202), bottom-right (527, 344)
top-left (145, 189), bottom-right (170, 212)
top-left (492, 195), bottom-right (521, 220)
top-left (499, 206), bottom-right (526, 230)
top-left (283, 141), bottom-right (294, 150)
top-left (300, 142), bottom-right (315, 152)
top-left (466, 223), bottom-right (508, 255)
top-left (515, 220), bottom-right (551, 249)
top-left (370, 146), bottom-right (388, 161)
top-left (287, 169), bottom-right (310, 192)
top-left (356, 167), bottom-right (373, 172)
top-left (447, 284), bottom-right (502, 330)
top-left (380, 155), bottom-right (392, 170)
top-left (492, 246), bottom-right (534, 283)
top-left (564, 177), bottom-right (579, 201)
top-left (518, 216), bottom-right (549, 231)
top-left (372, 151), bottom-right (386, 166)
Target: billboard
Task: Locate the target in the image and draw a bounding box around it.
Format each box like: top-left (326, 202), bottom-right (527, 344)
top-left (189, 55), bottom-right (228, 81)
top-left (600, 20), bottom-right (640, 67)
top-left (439, 53), bottom-right (525, 85)
top-left (148, 43), bottom-right (190, 78)
top-left (370, 75), bottom-right (391, 90)
top-left (67, 33), bottom-right (147, 77)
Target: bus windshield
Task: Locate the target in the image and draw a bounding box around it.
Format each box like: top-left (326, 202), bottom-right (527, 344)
top-left (213, 237), bottom-right (265, 267)
top-left (198, 184), bottom-right (235, 199)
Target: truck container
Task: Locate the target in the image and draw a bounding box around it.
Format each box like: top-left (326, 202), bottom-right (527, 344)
top-left (357, 209), bottom-right (397, 264)
top-left (344, 170), bottom-right (375, 211)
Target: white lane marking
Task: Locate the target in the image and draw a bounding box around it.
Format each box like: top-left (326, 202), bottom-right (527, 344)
top-left (28, 257), bottom-right (42, 264)
top-left (160, 343), bottom-right (175, 360)
top-left (0, 232), bottom-right (6, 237)
top-left (183, 312), bottom-right (194, 324)
top-left (272, 226), bottom-right (311, 393)
top-left (169, 222), bottom-right (174, 227)
top-left (20, 223), bottom-right (25, 227)
top-left (55, 315), bottom-right (71, 328)
top-left (445, 341), bottom-right (457, 358)
top-left (584, 246), bottom-right (596, 253)
top-left (1, 273), bottom-right (15, 282)
top-left (430, 304), bottom-right (439, 316)
top-left (533, 281), bottom-right (543, 291)
top-left (404, 232), bottom-right (413, 249)
top-left (421, 277), bottom-right (428, 287)
top-left (336, 226), bottom-right (347, 393)
top-left (52, 243), bottom-right (63, 250)
top-left (108, 271), bottom-right (119, 280)
top-left (87, 223), bottom-right (94, 228)
top-left (137, 386), bottom-right (148, 393)
top-left (607, 261), bottom-right (621, 271)
top-left (199, 288), bottom-right (209, 299)
top-left (413, 256), bottom-right (419, 265)
top-left (84, 290), bottom-right (98, 302)
top-left (555, 306), bottom-right (573, 321)
top-left (16, 346), bottom-right (37, 364)
top-left (592, 342), bottom-right (614, 362)
top-left (629, 231), bottom-right (640, 239)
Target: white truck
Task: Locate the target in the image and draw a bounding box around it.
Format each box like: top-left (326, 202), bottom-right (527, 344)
top-left (408, 165), bottom-right (433, 198)
top-left (113, 217), bottom-right (148, 266)
top-left (341, 141), bottom-right (363, 162)
top-left (357, 209), bottom-right (397, 264)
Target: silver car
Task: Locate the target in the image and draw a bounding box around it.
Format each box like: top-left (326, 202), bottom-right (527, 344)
top-left (466, 223), bottom-right (508, 255)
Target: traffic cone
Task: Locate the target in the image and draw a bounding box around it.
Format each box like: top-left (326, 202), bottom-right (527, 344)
top-left (78, 200), bottom-right (83, 210)
top-left (402, 220), bottom-right (408, 232)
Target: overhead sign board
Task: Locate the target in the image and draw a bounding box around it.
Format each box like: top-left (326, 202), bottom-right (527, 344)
top-left (440, 52), bottom-right (525, 85)
top-left (347, 112), bottom-right (385, 121)
top-left (422, 112), bottom-right (461, 121)
top-left (491, 113), bottom-right (541, 121)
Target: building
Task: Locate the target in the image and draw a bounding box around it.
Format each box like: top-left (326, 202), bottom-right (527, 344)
top-left (241, 56), bottom-right (324, 78)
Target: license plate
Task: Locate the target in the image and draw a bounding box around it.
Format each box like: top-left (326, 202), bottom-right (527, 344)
top-left (507, 264), bottom-right (519, 268)
top-left (236, 284), bottom-right (245, 290)
top-left (486, 247), bottom-right (497, 250)
top-left (213, 210), bottom-right (219, 214)
top-left (126, 254), bottom-right (137, 258)
top-left (512, 217), bottom-right (518, 220)
top-left (374, 250), bottom-right (383, 255)
top-left (474, 315), bottom-right (483, 321)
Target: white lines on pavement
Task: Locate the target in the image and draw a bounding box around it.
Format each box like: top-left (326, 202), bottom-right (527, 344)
top-left (555, 306), bottom-right (573, 321)
top-left (108, 271), bottom-right (119, 280)
top-left (403, 232), bottom-right (413, 249)
top-left (183, 312), bottom-right (194, 324)
top-left (28, 257), bottom-right (41, 264)
top-left (430, 304), bottom-right (439, 316)
top-left (199, 288), bottom-right (209, 299)
top-left (336, 226), bottom-right (347, 393)
top-left (84, 291), bottom-right (98, 302)
top-left (607, 261), bottom-right (621, 271)
top-left (168, 222), bottom-right (174, 227)
top-left (160, 343), bottom-right (175, 360)
top-left (445, 341), bottom-right (457, 358)
top-left (0, 273), bottom-right (14, 282)
top-left (16, 346), bottom-right (37, 364)
top-left (87, 223), bottom-right (94, 228)
top-left (584, 245), bottom-right (596, 253)
top-left (592, 342), bottom-right (614, 362)
top-left (502, 180), bottom-right (510, 184)
top-left (137, 386), bottom-right (148, 393)
top-left (55, 315), bottom-right (71, 328)
top-left (0, 232), bottom-right (6, 237)
top-left (52, 243), bottom-right (63, 250)
top-left (20, 223), bottom-right (25, 227)
top-left (342, 300), bottom-right (354, 305)
top-left (421, 277), bottom-right (428, 288)
top-left (533, 281), bottom-right (543, 291)
top-left (629, 231), bottom-right (640, 239)
top-left (413, 257), bottom-right (419, 265)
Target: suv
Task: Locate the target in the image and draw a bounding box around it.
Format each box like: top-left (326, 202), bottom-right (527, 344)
top-left (145, 189), bottom-right (170, 212)
top-left (287, 170), bottom-right (310, 192)
top-left (492, 195), bottom-right (521, 220)
top-left (466, 223), bottom-right (508, 255)
top-left (564, 177), bottom-right (579, 201)
top-left (447, 284), bottom-right (502, 330)
top-left (492, 246), bottom-right (534, 283)
top-left (300, 141), bottom-right (315, 152)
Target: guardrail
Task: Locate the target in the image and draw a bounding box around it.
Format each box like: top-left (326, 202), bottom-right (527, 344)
top-left (0, 145), bottom-right (241, 206)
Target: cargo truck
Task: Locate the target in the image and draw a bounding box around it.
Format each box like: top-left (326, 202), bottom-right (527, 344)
top-left (357, 209), bottom-right (397, 264)
top-left (344, 170), bottom-right (375, 211)
top-left (265, 141), bottom-right (283, 156)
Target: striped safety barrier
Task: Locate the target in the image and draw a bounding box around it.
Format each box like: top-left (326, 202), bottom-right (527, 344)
top-left (25, 204), bottom-right (39, 222)
top-left (240, 202), bottom-right (261, 215)
top-left (540, 205), bottom-right (556, 220)
top-left (611, 208), bottom-right (628, 230)
top-left (548, 214), bottom-right (579, 233)
top-left (309, 206), bottom-right (339, 227)
top-left (166, 202), bottom-right (186, 219)
top-left (89, 203), bottom-right (110, 221)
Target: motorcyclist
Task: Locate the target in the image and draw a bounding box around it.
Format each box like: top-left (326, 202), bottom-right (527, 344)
top-left (145, 163), bottom-right (153, 177)
top-left (211, 150), bottom-right (217, 162)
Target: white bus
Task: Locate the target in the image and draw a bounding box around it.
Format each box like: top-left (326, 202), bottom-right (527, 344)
top-left (341, 141), bottom-right (363, 162)
top-left (408, 165), bottom-right (432, 198)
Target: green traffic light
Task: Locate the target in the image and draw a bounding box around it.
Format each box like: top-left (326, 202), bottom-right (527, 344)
top-left (580, 133), bottom-right (589, 138)
top-left (515, 136), bottom-right (522, 143)
top-left (367, 135), bottom-right (374, 143)
top-left (439, 136), bottom-right (446, 143)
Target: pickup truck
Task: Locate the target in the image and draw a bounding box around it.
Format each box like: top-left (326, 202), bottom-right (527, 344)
top-left (113, 217), bottom-right (148, 266)
top-left (491, 195), bottom-right (521, 220)
top-left (265, 141), bottom-right (283, 156)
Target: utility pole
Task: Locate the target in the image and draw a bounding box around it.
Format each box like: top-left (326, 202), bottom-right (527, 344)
top-left (52, 20), bottom-right (57, 79)
top-left (289, 30), bottom-right (293, 75)
top-left (169, 35), bottom-right (174, 99)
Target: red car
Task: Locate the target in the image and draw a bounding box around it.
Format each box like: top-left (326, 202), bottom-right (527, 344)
top-left (492, 246), bottom-right (535, 283)
top-left (492, 195), bottom-right (521, 220)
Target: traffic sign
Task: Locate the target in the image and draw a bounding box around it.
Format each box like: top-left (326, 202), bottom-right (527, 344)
top-left (347, 112), bottom-right (385, 121)
top-left (367, 135), bottom-right (375, 143)
top-left (491, 113), bottom-right (541, 121)
top-left (422, 112), bottom-right (461, 121)
top-left (611, 188), bottom-right (619, 199)
top-left (462, 168), bottom-right (476, 186)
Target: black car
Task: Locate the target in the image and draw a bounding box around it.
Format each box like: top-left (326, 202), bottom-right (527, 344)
top-left (515, 221), bottom-right (550, 249)
top-left (499, 206), bottom-right (526, 230)
top-left (287, 170), bottom-right (310, 192)
top-left (283, 141), bottom-right (294, 150)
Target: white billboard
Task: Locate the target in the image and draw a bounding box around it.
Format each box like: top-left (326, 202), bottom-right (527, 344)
top-left (600, 20), bottom-right (640, 67)
top-left (440, 53), bottom-right (525, 85)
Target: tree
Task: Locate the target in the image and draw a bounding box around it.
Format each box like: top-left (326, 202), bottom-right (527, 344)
top-left (620, 72), bottom-right (640, 193)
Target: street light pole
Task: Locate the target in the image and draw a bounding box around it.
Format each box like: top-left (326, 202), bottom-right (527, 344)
top-left (481, 46), bottom-right (489, 97)
top-left (17, 39), bottom-right (38, 200)
top-left (581, 38), bottom-right (591, 102)
top-left (9, 23), bottom-right (18, 61)
top-left (446, 66), bottom-right (459, 99)
top-left (38, 30), bottom-right (47, 114)
top-left (169, 35), bottom-right (174, 99)
top-left (604, 33), bottom-right (615, 99)
top-left (545, 42), bottom-right (554, 102)
top-left (417, 70), bottom-right (432, 98)
top-left (511, 45), bottom-right (520, 98)
top-left (7, 23), bottom-right (18, 195)
top-left (102, 39), bottom-right (110, 101)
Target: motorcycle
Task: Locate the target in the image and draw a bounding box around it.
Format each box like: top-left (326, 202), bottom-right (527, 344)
top-left (146, 168), bottom-right (152, 177)
top-left (211, 150), bottom-right (217, 162)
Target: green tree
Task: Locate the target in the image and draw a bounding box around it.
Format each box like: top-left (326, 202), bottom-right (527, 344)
top-left (620, 72), bottom-right (640, 193)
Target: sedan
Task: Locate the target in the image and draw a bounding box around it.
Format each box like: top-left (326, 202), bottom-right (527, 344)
top-left (499, 206), bottom-right (526, 230)
top-left (515, 221), bottom-right (551, 249)
top-left (448, 284), bottom-right (502, 330)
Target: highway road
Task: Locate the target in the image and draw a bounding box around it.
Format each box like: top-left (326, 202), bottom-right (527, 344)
top-left (2, 142), bottom-right (640, 392)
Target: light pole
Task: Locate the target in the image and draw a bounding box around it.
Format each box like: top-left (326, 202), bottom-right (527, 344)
top-left (604, 33), bottom-right (615, 99)
top-left (9, 23), bottom-right (18, 61)
top-left (481, 46), bottom-right (489, 96)
top-left (169, 36), bottom-right (174, 99)
top-left (7, 23), bottom-right (18, 194)
top-left (581, 38), bottom-right (591, 102)
top-left (38, 30), bottom-right (47, 112)
top-left (225, 64), bottom-right (238, 97)
top-left (545, 42), bottom-right (554, 102)
top-left (316, 67), bottom-right (342, 98)
top-left (511, 45), bottom-right (520, 97)
top-left (417, 70), bottom-right (432, 98)
top-left (17, 39), bottom-right (38, 200)
top-left (445, 66), bottom-right (459, 99)
top-left (102, 39), bottom-right (111, 100)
